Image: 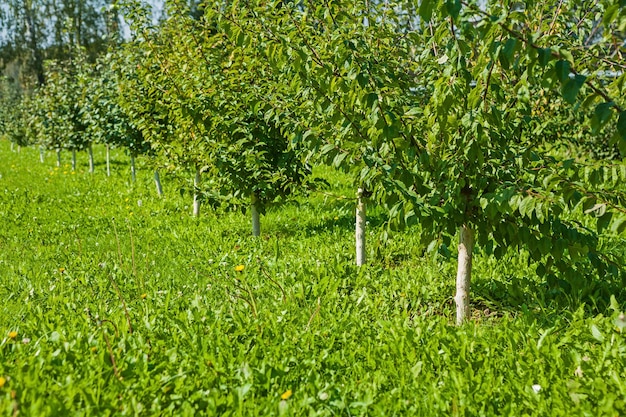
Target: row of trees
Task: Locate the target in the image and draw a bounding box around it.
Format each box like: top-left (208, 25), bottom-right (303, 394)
top-left (1, 0), bottom-right (625, 323)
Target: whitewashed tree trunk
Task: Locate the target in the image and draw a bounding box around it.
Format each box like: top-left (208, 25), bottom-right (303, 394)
top-left (17, 145), bottom-right (21, 153)
top-left (154, 170), bottom-right (163, 196)
top-left (193, 165), bottom-right (201, 217)
top-left (39, 147), bottom-right (45, 163)
top-left (88, 145), bottom-right (94, 173)
top-left (71, 149), bottom-right (77, 171)
top-left (251, 193), bottom-right (261, 237)
top-left (455, 224), bottom-right (474, 325)
top-left (56, 150), bottom-right (61, 167)
top-left (106, 144), bottom-right (111, 177)
top-left (356, 188), bottom-right (367, 266)
top-left (10, 142), bottom-right (14, 152)
top-left (130, 155), bottom-right (136, 183)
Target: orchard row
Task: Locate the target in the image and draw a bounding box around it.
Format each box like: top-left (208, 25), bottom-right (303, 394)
top-left (1, 0), bottom-right (625, 323)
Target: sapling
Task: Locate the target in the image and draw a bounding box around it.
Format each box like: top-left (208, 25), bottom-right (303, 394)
top-left (356, 187), bottom-right (367, 266)
top-left (88, 144), bottom-right (94, 173)
top-left (154, 170), bottom-right (163, 196)
top-left (193, 165), bottom-right (201, 217)
top-left (106, 144), bottom-right (111, 176)
top-left (251, 193), bottom-right (261, 237)
top-left (130, 154), bottom-right (136, 182)
top-left (455, 224), bottom-right (474, 325)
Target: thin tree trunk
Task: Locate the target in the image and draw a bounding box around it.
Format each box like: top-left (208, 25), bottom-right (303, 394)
top-left (56, 150), bottom-right (61, 167)
top-left (106, 144), bottom-right (111, 177)
top-left (39, 147), bottom-right (44, 163)
top-left (154, 170), bottom-right (163, 196)
top-left (455, 224), bottom-right (474, 325)
top-left (10, 142), bottom-right (14, 152)
top-left (17, 145), bottom-right (21, 153)
top-left (193, 165), bottom-right (201, 217)
top-left (251, 193), bottom-right (261, 237)
top-left (130, 155), bottom-right (136, 183)
top-left (356, 188), bottom-right (367, 266)
top-left (88, 144), bottom-right (94, 173)
top-left (71, 149), bottom-right (77, 171)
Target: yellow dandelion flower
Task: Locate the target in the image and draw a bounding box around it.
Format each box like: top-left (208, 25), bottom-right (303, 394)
top-left (234, 264), bottom-right (245, 272)
top-left (140, 293), bottom-right (147, 300)
top-left (0, 376), bottom-right (5, 388)
top-left (90, 346), bottom-right (98, 353)
top-left (59, 267), bottom-right (66, 274)
top-left (280, 389), bottom-right (292, 400)
top-left (8, 331), bottom-right (17, 339)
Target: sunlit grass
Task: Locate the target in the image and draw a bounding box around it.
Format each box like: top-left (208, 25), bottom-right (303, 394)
top-left (0, 140), bottom-right (625, 415)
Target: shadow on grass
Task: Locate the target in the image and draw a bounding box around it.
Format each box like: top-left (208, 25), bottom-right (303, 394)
top-left (473, 269), bottom-right (626, 324)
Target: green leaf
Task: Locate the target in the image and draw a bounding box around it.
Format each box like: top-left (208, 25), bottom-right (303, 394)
top-left (555, 60), bottom-right (570, 84)
top-left (597, 212), bottom-right (613, 233)
top-left (591, 102), bottom-right (614, 134)
top-left (537, 48), bottom-right (552, 67)
top-left (519, 195), bottom-right (535, 218)
top-left (590, 324), bottom-right (604, 342)
top-left (419, 0), bottom-right (435, 21)
top-left (499, 39), bottom-right (517, 70)
top-left (603, 4), bottom-right (620, 26)
top-left (561, 74), bottom-right (586, 104)
top-left (611, 214), bottom-right (626, 235)
top-left (446, 0), bottom-right (461, 19)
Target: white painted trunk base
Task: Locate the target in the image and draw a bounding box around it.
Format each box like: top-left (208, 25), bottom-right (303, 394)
top-left (193, 166), bottom-right (201, 217)
top-left (56, 150), bottom-right (61, 167)
top-left (88, 145), bottom-right (94, 173)
top-left (39, 147), bottom-right (45, 163)
top-left (106, 145), bottom-right (111, 177)
top-left (154, 170), bottom-right (163, 196)
top-left (130, 155), bottom-right (136, 183)
top-left (251, 194), bottom-right (261, 237)
top-left (455, 224), bottom-right (474, 325)
top-left (356, 188), bottom-right (367, 266)
top-left (71, 150), bottom-right (77, 171)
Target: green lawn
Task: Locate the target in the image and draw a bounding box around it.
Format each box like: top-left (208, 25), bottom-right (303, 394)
top-left (0, 140), bottom-right (625, 416)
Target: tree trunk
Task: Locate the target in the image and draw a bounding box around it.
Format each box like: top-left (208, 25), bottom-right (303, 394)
top-left (71, 149), bottom-right (77, 171)
top-left (39, 147), bottom-right (44, 163)
top-left (251, 193), bottom-right (261, 237)
top-left (130, 155), bottom-right (136, 183)
top-left (106, 144), bottom-right (111, 177)
top-left (356, 187), bottom-right (367, 266)
top-left (193, 165), bottom-right (201, 217)
top-left (10, 142), bottom-right (14, 152)
top-left (88, 144), bottom-right (94, 173)
top-left (455, 224), bottom-right (474, 325)
top-left (154, 170), bottom-right (163, 197)
top-left (56, 150), bottom-right (61, 167)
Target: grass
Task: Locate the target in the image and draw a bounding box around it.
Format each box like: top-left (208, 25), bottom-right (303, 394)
top-left (0, 140), bottom-right (625, 416)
